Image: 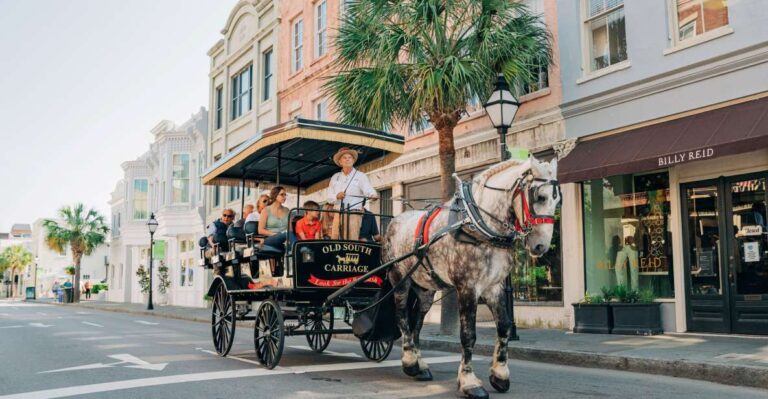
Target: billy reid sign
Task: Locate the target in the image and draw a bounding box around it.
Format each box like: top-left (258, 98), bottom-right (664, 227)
top-left (658, 147), bottom-right (714, 167)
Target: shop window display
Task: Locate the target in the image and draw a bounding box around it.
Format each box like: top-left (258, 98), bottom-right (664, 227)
top-left (582, 172), bottom-right (674, 298)
top-left (511, 208), bottom-right (562, 302)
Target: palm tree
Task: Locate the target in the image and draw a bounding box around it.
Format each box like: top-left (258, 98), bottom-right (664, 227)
top-left (326, 0), bottom-right (551, 200)
top-left (43, 203), bottom-right (109, 303)
top-left (0, 245), bottom-right (33, 297)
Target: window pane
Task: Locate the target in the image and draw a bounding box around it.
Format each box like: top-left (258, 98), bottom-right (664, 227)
top-left (676, 0), bottom-right (729, 42)
top-left (133, 179), bottom-right (148, 220)
top-left (589, 8), bottom-right (626, 71)
top-left (172, 154), bottom-right (189, 178)
top-left (589, 0), bottom-right (623, 18)
top-left (511, 208), bottom-right (563, 302)
top-left (685, 184), bottom-right (722, 295)
top-left (583, 172), bottom-right (674, 299)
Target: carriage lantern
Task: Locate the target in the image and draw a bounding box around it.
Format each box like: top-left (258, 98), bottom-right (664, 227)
top-left (484, 73), bottom-right (520, 162)
top-left (484, 73), bottom-right (522, 340)
top-left (147, 213), bottom-right (158, 311)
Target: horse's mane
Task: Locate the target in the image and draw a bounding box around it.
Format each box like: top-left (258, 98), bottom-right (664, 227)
top-left (473, 158), bottom-right (527, 189)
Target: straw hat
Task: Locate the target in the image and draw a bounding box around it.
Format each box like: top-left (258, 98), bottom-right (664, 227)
top-left (332, 147), bottom-right (359, 166)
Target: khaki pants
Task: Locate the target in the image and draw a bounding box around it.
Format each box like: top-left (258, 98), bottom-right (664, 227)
top-left (331, 209), bottom-right (363, 240)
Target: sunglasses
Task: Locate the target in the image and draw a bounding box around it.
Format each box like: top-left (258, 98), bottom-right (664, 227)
top-left (222, 214), bottom-right (234, 218)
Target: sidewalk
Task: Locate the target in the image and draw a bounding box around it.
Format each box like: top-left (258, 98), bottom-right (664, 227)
top-left (44, 299), bottom-right (768, 390)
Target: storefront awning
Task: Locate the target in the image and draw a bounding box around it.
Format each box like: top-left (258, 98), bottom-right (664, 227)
top-left (558, 96), bottom-right (768, 183)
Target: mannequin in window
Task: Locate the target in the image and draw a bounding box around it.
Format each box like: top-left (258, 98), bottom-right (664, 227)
top-left (615, 236), bottom-right (639, 291)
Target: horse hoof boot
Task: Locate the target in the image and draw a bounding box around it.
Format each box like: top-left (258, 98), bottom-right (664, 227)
top-left (402, 363), bottom-right (421, 377)
top-left (489, 375), bottom-right (510, 393)
top-left (464, 386), bottom-right (490, 399)
top-left (415, 368), bottom-right (433, 381)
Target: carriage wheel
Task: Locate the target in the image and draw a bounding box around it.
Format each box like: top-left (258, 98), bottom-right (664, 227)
top-left (360, 339), bottom-right (393, 362)
top-left (211, 284), bottom-right (236, 356)
top-left (305, 309), bottom-right (334, 353)
top-left (254, 300), bottom-right (285, 369)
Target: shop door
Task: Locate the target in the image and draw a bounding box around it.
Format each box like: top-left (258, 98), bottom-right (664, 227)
top-left (682, 173), bottom-right (768, 334)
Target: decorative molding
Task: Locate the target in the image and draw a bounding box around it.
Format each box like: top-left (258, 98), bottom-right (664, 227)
top-left (563, 41), bottom-right (768, 119)
top-left (553, 138), bottom-right (577, 160)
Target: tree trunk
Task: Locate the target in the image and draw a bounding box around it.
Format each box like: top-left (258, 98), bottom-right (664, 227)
top-left (435, 116), bottom-right (460, 335)
top-left (10, 268), bottom-right (16, 297)
top-left (73, 251), bottom-right (83, 303)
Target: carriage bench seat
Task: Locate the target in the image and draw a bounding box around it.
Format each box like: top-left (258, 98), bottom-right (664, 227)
top-left (254, 245), bottom-right (283, 259)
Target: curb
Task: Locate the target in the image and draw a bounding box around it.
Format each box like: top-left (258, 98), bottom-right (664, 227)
top-left (56, 302), bottom-right (768, 390)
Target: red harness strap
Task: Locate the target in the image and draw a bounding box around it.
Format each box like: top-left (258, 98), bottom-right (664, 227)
top-left (414, 207), bottom-right (443, 244)
top-left (514, 187), bottom-right (555, 232)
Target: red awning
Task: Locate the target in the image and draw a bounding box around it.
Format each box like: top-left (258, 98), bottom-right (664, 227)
top-left (558, 96), bottom-right (768, 183)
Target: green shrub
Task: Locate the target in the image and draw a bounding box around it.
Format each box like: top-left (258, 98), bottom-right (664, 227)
top-left (613, 284), bottom-right (628, 302)
top-left (600, 286), bottom-right (614, 302)
top-left (91, 283), bottom-right (108, 294)
top-left (580, 292), bottom-right (605, 304)
top-left (625, 290), bottom-right (641, 303)
top-left (638, 289), bottom-right (656, 304)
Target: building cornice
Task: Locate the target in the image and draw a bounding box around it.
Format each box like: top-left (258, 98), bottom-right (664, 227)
top-left (562, 41), bottom-right (768, 120)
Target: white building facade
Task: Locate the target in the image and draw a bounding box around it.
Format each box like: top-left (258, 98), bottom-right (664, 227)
top-left (109, 108), bottom-right (209, 307)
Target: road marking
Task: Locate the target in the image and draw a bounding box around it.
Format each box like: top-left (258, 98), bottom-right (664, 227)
top-left (288, 345), bottom-right (362, 358)
top-left (28, 323), bottom-right (53, 328)
top-left (134, 320), bottom-right (159, 325)
top-left (76, 336), bottom-right (123, 341)
top-left (75, 312), bottom-right (91, 315)
top-left (39, 353), bottom-right (168, 374)
top-left (0, 313), bottom-right (10, 316)
top-left (196, 348), bottom-right (266, 367)
top-left (0, 325), bottom-right (24, 329)
top-left (81, 321), bottom-right (103, 328)
top-left (8, 355), bottom-right (463, 398)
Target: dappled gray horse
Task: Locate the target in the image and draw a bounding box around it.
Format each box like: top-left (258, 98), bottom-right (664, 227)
top-left (383, 157), bottom-right (560, 398)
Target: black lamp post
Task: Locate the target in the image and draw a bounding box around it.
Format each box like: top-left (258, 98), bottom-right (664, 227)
top-left (484, 73), bottom-right (521, 340)
top-left (147, 213), bottom-right (158, 310)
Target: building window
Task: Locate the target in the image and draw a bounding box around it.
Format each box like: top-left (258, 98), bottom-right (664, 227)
top-left (292, 18), bottom-right (304, 72)
top-left (408, 116), bottom-right (433, 136)
top-left (231, 65), bottom-right (252, 120)
top-left (379, 188), bottom-right (392, 234)
top-left (314, 98), bottom-right (328, 121)
top-left (213, 187), bottom-right (221, 207)
top-left (582, 172), bottom-right (674, 299)
top-left (584, 0), bottom-right (627, 72)
top-left (230, 186), bottom-right (242, 202)
top-left (172, 154), bottom-right (190, 204)
top-left (215, 86), bottom-right (223, 130)
top-left (133, 179), bottom-right (148, 220)
top-left (315, 0), bottom-right (327, 58)
top-left (522, 61), bottom-right (549, 95)
top-left (262, 49), bottom-right (273, 101)
top-left (673, 0), bottom-right (729, 43)
top-left (197, 152), bottom-right (204, 205)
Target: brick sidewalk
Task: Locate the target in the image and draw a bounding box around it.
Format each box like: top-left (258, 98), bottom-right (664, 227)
top-left (40, 299), bottom-right (768, 390)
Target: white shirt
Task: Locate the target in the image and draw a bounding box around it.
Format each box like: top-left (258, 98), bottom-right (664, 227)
top-left (245, 212), bottom-right (260, 223)
top-left (326, 167), bottom-right (376, 210)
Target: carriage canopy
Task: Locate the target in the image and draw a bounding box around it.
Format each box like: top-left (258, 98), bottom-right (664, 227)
top-left (202, 118), bottom-right (404, 193)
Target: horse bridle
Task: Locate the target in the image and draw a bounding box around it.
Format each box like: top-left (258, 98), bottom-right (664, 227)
top-left (484, 171), bottom-right (560, 235)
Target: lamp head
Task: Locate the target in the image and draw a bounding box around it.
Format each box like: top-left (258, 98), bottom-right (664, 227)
top-left (147, 213), bottom-right (158, 234)
top-left (484, 74), bottom-right (520, 129)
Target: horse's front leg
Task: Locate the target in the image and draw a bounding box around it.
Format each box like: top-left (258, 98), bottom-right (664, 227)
top-left (456, 289), bottom-right (488, 399)
top-left (407, 286), bottom-right (437, 381)
top-left (485, 283), bottom-right (512, 393)
top-left (390, 267), bottom-right (420, 378)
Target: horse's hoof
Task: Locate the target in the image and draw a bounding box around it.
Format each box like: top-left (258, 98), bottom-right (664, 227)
top-left (415, 368), bottom-right (433, 381)
top-left (402, 363), bottom-right (421, 377)
top-left (489, 375), bottom-right (510, 393)
top-left (463, 386), bottom-right (490, 399)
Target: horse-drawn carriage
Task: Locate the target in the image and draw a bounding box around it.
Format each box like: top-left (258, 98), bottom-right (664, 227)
top-left (199, 119), bottom-right (403, 369)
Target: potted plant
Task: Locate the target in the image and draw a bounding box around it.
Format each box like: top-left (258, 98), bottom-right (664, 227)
top-left (155, 262), bottom-right (171, 305)
top-left (572, 287), bottom-right (613, 334)
top-left (136, 264), bottom-right (150, 302)
top-left (610, 287), bottom-right (662, 336)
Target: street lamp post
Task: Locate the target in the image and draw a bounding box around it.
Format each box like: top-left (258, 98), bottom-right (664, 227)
top-left (484, 73), bottom-right (521, 341)
top-left (33, 256), bottom-right (39, 300)
top-left (147, 213), bottom-right (158, 310)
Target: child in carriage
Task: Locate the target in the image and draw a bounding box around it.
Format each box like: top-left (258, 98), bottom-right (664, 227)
top-left (295, 201), bottom-right (322, 240)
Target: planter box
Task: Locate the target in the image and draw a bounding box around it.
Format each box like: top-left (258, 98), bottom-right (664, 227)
top-left (611, 303), bottom-right (663, 335)
top-left (572, 303), bottom-right (612, 334)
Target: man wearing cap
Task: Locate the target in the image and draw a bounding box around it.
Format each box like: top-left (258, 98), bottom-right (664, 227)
top-left (326, 147), bottom-right (378, 240)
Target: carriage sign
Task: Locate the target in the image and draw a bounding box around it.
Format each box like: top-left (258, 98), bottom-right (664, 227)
top-left (295, 241), bottom-right (384, 289)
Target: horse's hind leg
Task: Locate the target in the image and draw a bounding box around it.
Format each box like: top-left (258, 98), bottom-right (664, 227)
top-left (456, 288), bottom-right (488, 399)
top-left (408, 286), bottom-right (436, 381)
top-left (390, 266), bottom-right (420, 378)
top-left (484, 283), bottom-right (512, 393)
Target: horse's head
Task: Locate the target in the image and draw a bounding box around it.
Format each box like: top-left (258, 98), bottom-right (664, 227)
top-left (514, 157), bottom-right (560, 257)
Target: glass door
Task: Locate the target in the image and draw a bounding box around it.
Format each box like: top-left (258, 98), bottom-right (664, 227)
top-left (682, 173), bottom-right (768, 335)
top-left (725, 175), bottom-right (768, 335)
top-left (682, 181), bottom-right (729, 333)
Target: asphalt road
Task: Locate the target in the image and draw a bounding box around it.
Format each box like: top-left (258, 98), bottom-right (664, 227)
top-left (1, 300), bottom-right (766, 399)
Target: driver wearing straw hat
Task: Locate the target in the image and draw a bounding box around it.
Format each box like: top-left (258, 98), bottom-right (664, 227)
top-left (326, 147), bottom-right (378, 240)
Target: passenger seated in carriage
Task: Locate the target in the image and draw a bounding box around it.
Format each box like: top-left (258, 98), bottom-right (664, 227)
top-left (320, 203), bottom-right (335, 239)
top-left (359, 209), bottom-right (382, 243)
top-left (205, 208), bottom-right (235, 255)
top-left (295, 201), bottom-right (322, 241)
top-left (258, 186), bottom-right (290, 250)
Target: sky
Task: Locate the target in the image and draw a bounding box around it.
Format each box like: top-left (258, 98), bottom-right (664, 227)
top-left (0, 0), bottom-right (237, 232)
